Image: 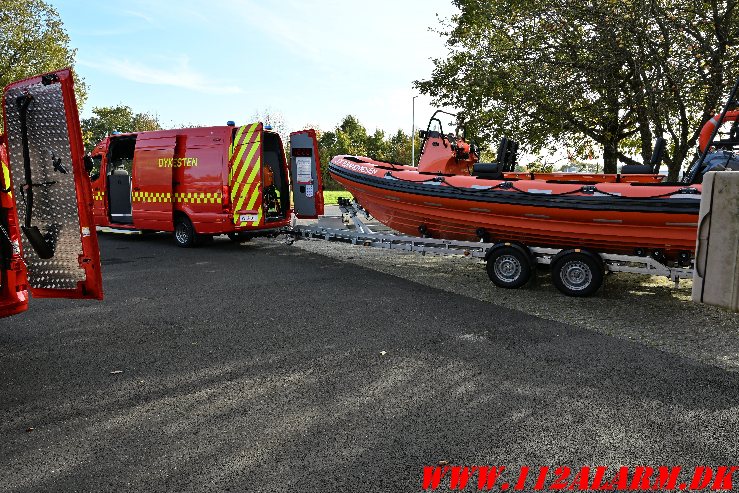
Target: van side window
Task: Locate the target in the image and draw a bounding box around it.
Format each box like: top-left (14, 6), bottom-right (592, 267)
top-left (89, 154), bottom-right (102, 181)
top-left (107, 136), bottom-right (137, 176)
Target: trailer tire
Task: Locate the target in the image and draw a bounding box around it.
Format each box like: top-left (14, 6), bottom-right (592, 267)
top-left (551, 250), bottom-right (604, 297)
top-left (174, 216), bottom-right (196, 248)
top-left (486, 245), bottom-right (532, 289)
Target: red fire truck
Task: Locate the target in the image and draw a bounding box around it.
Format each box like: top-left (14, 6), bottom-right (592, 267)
top-left (0, 68), bottom-right (103, 318)
top-left (88, 123), bottom-right (324, 246)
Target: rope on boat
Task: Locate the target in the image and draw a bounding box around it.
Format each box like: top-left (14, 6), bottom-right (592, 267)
top-left (384, 172), bottom-right (701, 199)
top-left (588, 186), bottom-right (701, 199)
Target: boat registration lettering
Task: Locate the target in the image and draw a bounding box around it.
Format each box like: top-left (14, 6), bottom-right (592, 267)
top-left (334, 159), bottom-right (378, 175)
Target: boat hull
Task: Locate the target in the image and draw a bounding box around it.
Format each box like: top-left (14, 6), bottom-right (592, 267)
top-left (329, 158), bottom-right (701, 256)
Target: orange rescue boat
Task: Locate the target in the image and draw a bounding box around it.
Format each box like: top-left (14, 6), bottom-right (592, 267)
top-left (330, 111), bottom-right (707, 261)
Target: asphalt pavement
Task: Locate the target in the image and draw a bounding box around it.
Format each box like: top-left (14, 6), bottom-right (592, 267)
top-left (1, 232), bottom-right (738, 492)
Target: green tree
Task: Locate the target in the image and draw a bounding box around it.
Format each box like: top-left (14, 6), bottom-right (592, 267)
top-left (81, 105), bottom-right (161, 151)
top-left (388, 129), bottom-right (419, 165)
top-left (367, 129), bottom-right (390, 162)
top-left (416, 0), bottom-right (739, 178)
top-left (316, 116), bottom-right (417, 190)
top-left (0, 0), bottom-right (87, 106)
top-left (317, 116), bottom-right (367, 189)
top-left (526, 161), bottom-right (554, 173)
top-left (624, 0), bottom-right (739, 178)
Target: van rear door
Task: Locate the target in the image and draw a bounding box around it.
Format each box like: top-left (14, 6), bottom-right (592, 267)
top-left (289, 130), bottom-right (324, 219)
top-left (229, 123), bottom-right (263, 227)
top-left (2, 68), bottom-right (103, 300)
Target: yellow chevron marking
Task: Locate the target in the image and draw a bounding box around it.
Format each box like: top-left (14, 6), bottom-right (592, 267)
top-left (231, 124), bottom-right (259, 184)
top-left (231, 143), bottom-right (261, 205)
top-left (249, 209), bottom-right (263, 227)
top-left (233, 157), bottom-right (261, 217)
top-left (230, 125), bottom-right (247, 161)
top-left (229, 127), bottom-right (245, 173)
top-left (230, 124), bottom-right (251, 180)
top-left (1, 160), bottom-right (12, 198)
top-left (233, 123), bottom-right (258, 171)
top-left (238, 143), bottom-right (261, 185)
top-left (245, 181), bottom-right (261, 212)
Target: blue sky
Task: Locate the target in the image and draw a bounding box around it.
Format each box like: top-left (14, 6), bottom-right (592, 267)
top-left (52, 0), bottom-right (457, 135)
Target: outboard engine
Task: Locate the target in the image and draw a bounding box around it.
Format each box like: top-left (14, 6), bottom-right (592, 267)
top-left (689, 151), bottom-right (739, 183)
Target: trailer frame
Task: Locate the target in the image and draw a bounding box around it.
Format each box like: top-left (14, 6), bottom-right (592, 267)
top-left (288, 201), bottom-right (694, 296)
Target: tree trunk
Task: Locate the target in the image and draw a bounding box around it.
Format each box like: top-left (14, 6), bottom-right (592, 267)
top-left (603, 141), bottom-right (619, 173)
top-left (669, 145), bottom-right (693, 182)
top-left (639, 124), bottom-right (653, 165)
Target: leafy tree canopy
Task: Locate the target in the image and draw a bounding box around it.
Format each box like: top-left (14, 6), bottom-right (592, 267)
top-left (82, 105), bottom-right (161, 152)
top-left (416, 0), bottom-right (739, 178)
top-left (316, 115), bottom-right (419, 190)
top-left (0, 0), bottom-right (87, 105)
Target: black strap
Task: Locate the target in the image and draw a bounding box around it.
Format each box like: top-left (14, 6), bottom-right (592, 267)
top-left (16, 94), bottom-right (34, 228)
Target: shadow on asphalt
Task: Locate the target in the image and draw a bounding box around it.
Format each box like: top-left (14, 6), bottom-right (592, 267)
top-left (1, 234), bottom-right (737, 492)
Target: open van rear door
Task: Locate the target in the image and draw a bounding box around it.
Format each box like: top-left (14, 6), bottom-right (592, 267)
top-left (2, 68), bottom-right (103, 301)
top-left (290, 129), bottom-right (324, 219)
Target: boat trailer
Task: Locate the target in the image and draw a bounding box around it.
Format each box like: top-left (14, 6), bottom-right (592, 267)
top-left (288, 201), bottom-right (694, 297)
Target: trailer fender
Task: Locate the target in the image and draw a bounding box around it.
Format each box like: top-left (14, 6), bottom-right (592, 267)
top-left (485, 242), bottom-right (535, 268)
top-left (551, 248), bottom-right (604, 272)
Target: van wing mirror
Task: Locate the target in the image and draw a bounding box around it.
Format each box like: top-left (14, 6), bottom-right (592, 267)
top-left (84, 154), bottom-right (95, 173)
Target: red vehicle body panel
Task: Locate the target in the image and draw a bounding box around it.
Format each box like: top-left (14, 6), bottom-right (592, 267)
top-left (0, 68), bottom-right (103, 317)
top-left (0, 140), bottom-right (28, 317)
top-left (90, 125), bottom-right (322, 236)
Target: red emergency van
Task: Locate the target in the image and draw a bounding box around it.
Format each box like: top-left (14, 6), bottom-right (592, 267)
top-left (88, 123), bottom-right (324, 246)
top-left (0, 68), bottom-right (103, 318)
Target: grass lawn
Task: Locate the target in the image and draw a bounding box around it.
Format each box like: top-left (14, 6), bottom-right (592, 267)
top-left (323, 190), bottom-right (354, 205)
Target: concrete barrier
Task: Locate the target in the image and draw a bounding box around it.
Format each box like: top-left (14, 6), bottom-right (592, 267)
top-left (692, 171), bottom-right (739, 312)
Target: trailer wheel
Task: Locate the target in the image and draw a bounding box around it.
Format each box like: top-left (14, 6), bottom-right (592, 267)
top-left (486, 245), bottom-right (532, 289)
top-left (174, 216), bottom-right (196, 248)
top-left (551, 251), bottom-right (604, 297)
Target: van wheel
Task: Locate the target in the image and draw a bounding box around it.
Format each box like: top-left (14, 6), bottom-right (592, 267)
top-left (551, 251), bottom-right (604, 297)
top-left (174, 216), bottom-right (196, 248)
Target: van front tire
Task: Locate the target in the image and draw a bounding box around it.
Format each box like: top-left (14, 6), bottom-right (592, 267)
top-left (174, 216), bottom-right (196, 248)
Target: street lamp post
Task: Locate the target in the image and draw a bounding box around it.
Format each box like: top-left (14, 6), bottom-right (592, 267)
top-left (412, 95), bottom-right (418, 166)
